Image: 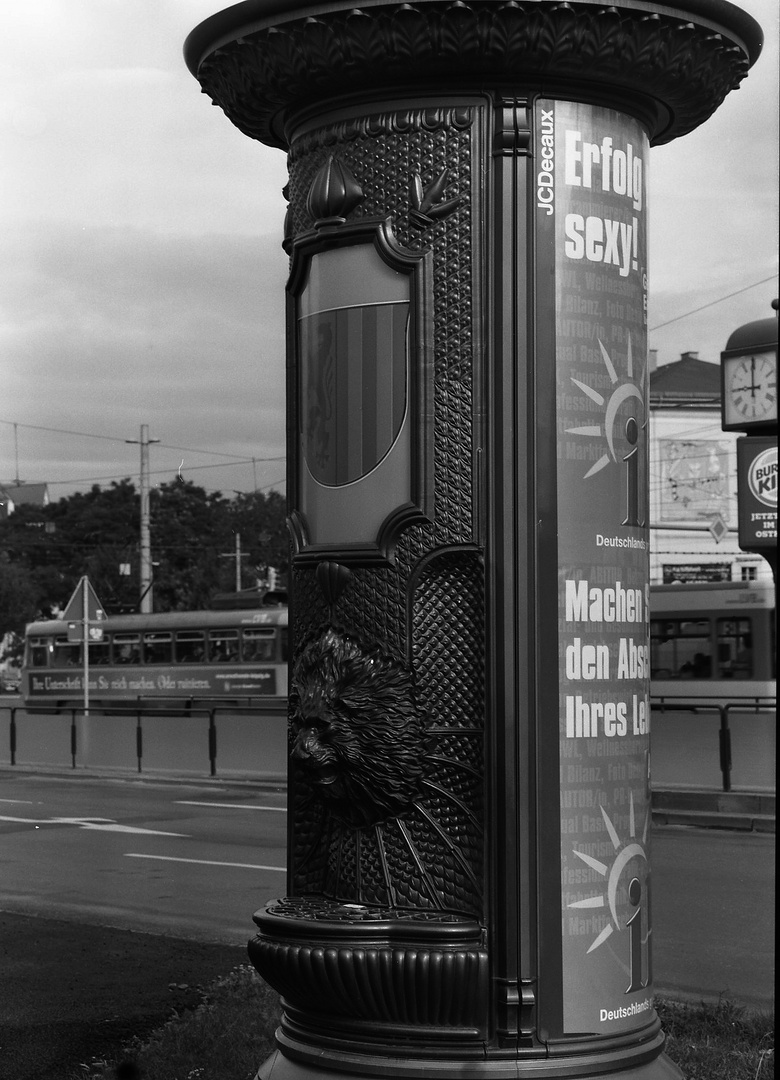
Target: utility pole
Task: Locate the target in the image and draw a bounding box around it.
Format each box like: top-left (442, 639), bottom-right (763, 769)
top-left (126, 425), bottom-right (159, 613)
top-left (221, 532), bottom-right (249, 591)
top-left (13, 423), bottom-right (23, 485)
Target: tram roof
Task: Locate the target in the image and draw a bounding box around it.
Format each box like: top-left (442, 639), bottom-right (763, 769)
top-left (650, 580), bottom-right (774, 612)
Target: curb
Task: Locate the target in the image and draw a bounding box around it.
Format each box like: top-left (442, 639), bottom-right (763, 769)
top-left (3, 768), bottom-right (774, 831)
top-left (651, 788), bottom-right (776, 833)
top-left (0, 763), bottom-right (286, 792)
top-left (651, 809), bottom-right (776, 832)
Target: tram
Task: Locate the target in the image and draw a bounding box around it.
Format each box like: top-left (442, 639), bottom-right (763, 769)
top-left (20, 605), bottom-right (288, 708)
top-left (650, 580), bottom-right (775, 700)
top-left (649, 580), bottom-right (775, 793)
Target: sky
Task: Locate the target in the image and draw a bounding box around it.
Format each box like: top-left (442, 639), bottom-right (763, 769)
top-left (1, 0), bottom-right (778, 502)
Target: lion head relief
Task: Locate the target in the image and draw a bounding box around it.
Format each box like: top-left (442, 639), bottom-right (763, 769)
top-left (289, 627), bottom-right (429, 828)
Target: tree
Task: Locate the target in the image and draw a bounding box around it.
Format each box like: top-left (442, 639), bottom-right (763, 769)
top-left (150, 481), bottom-right (230, 611)
top-left (53, 480), bottom-right (140, 611)
top-left (228, 489), bottom-right (289, 586)
top-left (0, 479), bottom-right (289, 617)
top-left (0, 479), bottom-right (140, 614)
top-left (0, 558), bottom-right (39, 646)
top-left (149, 483), bottom-right (290, 610)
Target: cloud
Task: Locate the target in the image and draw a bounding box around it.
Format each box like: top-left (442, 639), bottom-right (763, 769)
top-left (647, 0), bottom-right (779, 364)
top-left (1, 0), bottom-right (777, 495)
top-left (1, 221), bottom-right (287, 494)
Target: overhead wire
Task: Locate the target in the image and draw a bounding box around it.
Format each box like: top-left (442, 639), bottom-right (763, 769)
top-left (0, 417), bottom-right (285, 494)
top-left (648, 274), bottom-right (778, 332)
top-left (42, 461), bottom-right (284, 487)
top-left (0, 417), bottom-right (282, 462)
top-left (5, 273), bottom-right (775, 503)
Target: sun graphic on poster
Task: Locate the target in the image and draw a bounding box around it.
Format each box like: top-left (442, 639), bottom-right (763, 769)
top-left (567, 792), bottom-right (650, 991)
top-left (566, 334), bottom-right (646, 478)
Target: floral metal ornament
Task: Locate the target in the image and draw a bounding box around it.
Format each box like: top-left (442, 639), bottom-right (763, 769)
top-left (410, 168), bottom-right (461, 230)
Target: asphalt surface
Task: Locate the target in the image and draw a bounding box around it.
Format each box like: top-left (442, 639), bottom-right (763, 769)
top-left (0, 769), bottom-right (773, 1079)
top-left (0, 770), bottom-right (288, 944)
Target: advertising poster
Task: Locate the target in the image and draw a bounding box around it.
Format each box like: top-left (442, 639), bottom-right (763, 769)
top-left (536, 100), bottom-right (653, 1034)
top-left (659, 439), bottom-right (731, 522)
top-left (737, 438), bottom-right (778, 549)
top-left (26, 666), bottom-right (277, 698)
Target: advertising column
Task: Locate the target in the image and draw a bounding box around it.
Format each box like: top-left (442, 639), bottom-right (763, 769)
top-left (536, 100), bottom-right (652, 1035)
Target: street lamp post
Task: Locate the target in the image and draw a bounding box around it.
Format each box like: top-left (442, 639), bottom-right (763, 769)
top-left (185, 3), bottom-right (763, 1078)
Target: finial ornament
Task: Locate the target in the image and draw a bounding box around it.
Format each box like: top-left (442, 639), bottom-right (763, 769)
top-left (307, 156), bottom-right (364, 226)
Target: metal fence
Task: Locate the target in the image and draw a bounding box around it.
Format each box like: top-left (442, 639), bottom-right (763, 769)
top-left (650, 696), bottom-right (776, 793)
top-left (2, 699), bottom-right (289, 780)
top-left (4, 697), bottom-right (775, 792)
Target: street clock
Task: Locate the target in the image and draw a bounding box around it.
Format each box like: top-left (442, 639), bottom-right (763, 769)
top-left (721, 350), bottom-right (777, 428)
top-left (720, 313), bottom-right (778, 433)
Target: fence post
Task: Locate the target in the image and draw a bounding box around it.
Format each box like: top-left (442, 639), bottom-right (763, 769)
top-left (718, 705), bottom-right (732, 793)
top-left (136, 710), bottom-right (143, 773)
top-left (208, 709), bottom-right (217, 777)
top-left (70, 709), bottom-right (77, 768)
top-left (10, 707), bottom-right (17, 766)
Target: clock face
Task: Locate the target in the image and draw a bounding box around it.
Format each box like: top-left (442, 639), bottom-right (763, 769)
top-left (723, 352), bottom-right (777, 427)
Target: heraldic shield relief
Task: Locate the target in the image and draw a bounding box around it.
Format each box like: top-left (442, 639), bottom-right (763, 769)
top-left (289, 201), bottom-right (433, 562)
top-left (299, 245), bottom-right (409, 488)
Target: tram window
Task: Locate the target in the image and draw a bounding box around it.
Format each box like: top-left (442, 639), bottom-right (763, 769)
top-left (717, 618), bottom-right (753, 678)
top-left (28, 637), bottom-right (50, 668)
top-left (175, 631), bottom-right (206, 663)
top-left (144, 632), bottom-right (173, 664)
top-left (53, 637), bottom-right (81, 667)
top-left (650, 618), bottom-right (711, 679)
top-left (113, 634), bottom-right (141, 665)
top-left (209, 630), bottom-right (239, 663)
top-left (280, 627), bottom-right (289, 662)
top-left (88, 634), bottom-right (111, 665)
top-left (242, 628), bottom-right (275, 662)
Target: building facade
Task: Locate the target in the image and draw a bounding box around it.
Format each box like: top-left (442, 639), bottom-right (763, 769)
top-left (0, 482), bottom-right (50, 519)
top-left (649, 351), bottom-right (769, 584)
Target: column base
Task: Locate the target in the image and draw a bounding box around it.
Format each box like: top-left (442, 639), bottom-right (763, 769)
top-left (256, 1044), bottom-right (684, 1080)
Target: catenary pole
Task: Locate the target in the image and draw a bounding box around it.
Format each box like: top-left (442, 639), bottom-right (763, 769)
top-left (126, 425), bottom-right (159, 613)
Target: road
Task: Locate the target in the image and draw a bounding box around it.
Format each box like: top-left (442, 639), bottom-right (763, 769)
top-left (0, 770), bottom-right (774, 1009)
top-left (651, 824), bottom-right (774, 1009)
top-left (0, 771), bottom-right (288, 944)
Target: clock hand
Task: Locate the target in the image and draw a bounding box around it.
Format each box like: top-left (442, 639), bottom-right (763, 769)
top-left (748, 356), bottom-right (759, 396)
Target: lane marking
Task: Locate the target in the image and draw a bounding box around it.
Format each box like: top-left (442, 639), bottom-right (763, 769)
top-left (176, 801), bottom-right (286, 812)
top-left (125, 853), bottom-right (286, 872)
top-left (0, 815), bottom-right (187, 837)
top-left (0, 799), bottom-right (36, 805)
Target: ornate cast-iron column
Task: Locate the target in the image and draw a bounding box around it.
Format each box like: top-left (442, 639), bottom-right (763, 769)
top-left (185, 3), bottom-right (762, 1078)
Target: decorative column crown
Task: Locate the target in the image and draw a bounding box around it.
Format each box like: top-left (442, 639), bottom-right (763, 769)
top-left (184, 0), bottom-right (762, 150)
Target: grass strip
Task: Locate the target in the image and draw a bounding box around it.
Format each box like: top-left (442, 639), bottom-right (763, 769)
top-left (73, 968), bottom-right (773, 1080)
top-left (656, 996), bottom-right (774, 1080)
